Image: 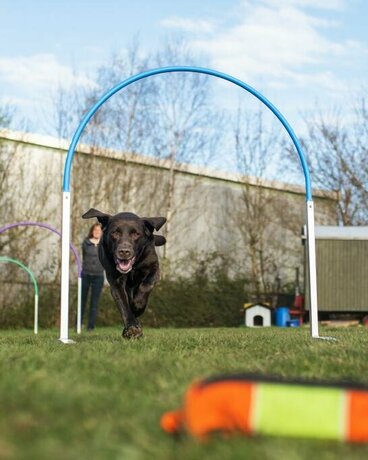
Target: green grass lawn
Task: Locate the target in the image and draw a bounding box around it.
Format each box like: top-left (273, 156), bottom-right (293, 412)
top-left (1, 326), bottom-right (368, 460)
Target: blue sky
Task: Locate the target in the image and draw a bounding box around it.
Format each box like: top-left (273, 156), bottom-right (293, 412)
top-left (0, 0), bottom-right (367, 136)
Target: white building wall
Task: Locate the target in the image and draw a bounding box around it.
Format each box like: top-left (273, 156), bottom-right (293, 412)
top-left (0, 129), bottom-right (338, 289)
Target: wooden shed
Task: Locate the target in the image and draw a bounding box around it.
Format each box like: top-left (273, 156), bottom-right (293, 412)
top-left (303, 226), bottom-right (368, 313)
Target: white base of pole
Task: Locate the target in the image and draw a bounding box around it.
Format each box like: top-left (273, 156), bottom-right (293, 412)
top-left (58, 338), bottom-right (76, 344)
top-left (314, 336), bottom-right (337, 341)
top-left (306, 201), bottom-right (335, 341)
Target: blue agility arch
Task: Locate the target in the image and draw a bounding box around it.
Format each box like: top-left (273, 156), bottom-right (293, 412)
top-left (60, 65), bottom-right (323, 343)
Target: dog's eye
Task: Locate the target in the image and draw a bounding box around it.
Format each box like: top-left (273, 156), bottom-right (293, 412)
top-left (111, 230), bottom-right (120, 239)
top-left (131, 230), bottom-right (140, 239)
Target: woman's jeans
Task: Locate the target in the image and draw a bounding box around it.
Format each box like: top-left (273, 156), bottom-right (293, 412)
top-left (81, 274), bottom-right (104, 330)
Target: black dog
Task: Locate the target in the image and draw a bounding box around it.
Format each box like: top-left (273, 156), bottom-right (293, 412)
top-left (82, 209), bottom-right (166, 339)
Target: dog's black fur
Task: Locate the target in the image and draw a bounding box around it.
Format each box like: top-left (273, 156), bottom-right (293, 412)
top-left (82, 208), bottom-right (166, 339)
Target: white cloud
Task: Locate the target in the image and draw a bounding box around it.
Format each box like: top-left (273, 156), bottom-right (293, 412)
top-left (160, 17), bottom-right (215, 34)
top-left (0, 53), bottom-right (98, 94)
top-left (0, 54), bottom-right (100, 132)
top-left (182, 0), bottom-right (365, 94)
top-left (259, 0), bottom-right (346, 10)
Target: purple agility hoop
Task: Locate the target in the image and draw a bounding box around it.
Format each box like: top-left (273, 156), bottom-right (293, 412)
top-left (0, 221), bottom-right (83, 333)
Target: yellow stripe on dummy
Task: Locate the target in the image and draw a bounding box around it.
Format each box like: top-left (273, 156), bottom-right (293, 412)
top-left (254, 383), bottom-right (345, 440)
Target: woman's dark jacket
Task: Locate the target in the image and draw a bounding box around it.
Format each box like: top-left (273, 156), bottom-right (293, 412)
top-left (82, 238), bottom-right (104, 276)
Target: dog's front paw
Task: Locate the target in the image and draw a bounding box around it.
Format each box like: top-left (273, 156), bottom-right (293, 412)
top-left (122, 324), bottom-right (143, 340)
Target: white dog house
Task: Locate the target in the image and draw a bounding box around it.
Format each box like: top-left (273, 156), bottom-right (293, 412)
top-left (244, 303), bottom-right (272, 327)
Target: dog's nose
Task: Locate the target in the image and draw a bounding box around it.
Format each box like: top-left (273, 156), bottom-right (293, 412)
top-left (118, 247), bottom-right (133, 259)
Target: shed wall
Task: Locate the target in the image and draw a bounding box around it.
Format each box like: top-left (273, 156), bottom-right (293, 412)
top-left (305, 239), bottom-right (368, 312)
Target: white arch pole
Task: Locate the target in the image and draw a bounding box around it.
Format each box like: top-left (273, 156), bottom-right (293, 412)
top-left (76, 276), bottom-right (82, 334)
top-left (306, 201), bottom-right (318, 338)
top-left (60, 192), bottom-right (75, 343)
top-left (34, 293), bottom-right (39, 334)
top-left (60, 65), bottom-right (329, 342)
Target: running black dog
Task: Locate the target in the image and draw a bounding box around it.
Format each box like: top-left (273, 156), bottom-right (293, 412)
top-left (82, 209), bottom-right (166, 339)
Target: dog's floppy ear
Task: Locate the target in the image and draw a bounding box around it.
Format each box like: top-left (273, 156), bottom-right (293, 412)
top-left (142, 217), bottom-right (167, 232)
top-left (154, 235), bottom-right (166, 246)
top-left (82, 208), bottom-right (111, 228)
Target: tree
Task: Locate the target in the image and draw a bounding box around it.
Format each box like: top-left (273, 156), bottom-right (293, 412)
top-left (0, 105), bottom-right (14, 128)
top-left (151, 39), bottom-right (224, 259)
top-left (0, 107), bottom-right (59, 318)
top-left (299, 100), bottom-right (368, 225)
top-left (49, 43), bottom-right (160, 247)
top-left (231, 107), bottom-right (302, 296)
top-left (50, 39), bottom-right (225, 266)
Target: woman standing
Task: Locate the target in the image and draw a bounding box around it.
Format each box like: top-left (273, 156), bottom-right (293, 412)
top-left (81, 223), bottom-right (104, 330)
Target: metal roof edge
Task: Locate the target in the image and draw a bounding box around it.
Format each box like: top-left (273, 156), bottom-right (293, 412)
top-left (315, 226), bottom-right (368, 240)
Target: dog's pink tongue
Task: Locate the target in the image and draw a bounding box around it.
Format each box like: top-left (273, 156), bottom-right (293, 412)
top-left (119, 260), bottom-right (131, 271)
top-left (117, 257), bottom-right (135, 273)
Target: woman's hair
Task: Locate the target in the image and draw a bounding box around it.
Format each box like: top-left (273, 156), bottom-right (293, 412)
top-left (87, 223), bottom-right (102, 239)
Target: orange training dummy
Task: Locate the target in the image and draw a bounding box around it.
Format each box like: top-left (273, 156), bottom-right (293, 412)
top-left (161, 374), bottom-right (368, 442)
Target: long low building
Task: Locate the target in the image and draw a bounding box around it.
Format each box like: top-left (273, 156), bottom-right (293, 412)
top-left (0, 129), bottom-right (338, 302)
